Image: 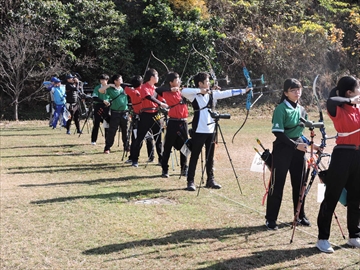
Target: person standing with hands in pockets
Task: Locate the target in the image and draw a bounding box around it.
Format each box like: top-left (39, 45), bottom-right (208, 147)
top-left (316, 76), bottom-right (360, 253)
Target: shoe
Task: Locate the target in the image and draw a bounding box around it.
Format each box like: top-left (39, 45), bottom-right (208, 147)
top-left (66, 130), bottom-right (71, 135)
top-left (132, 162), bottom-right (138, 168)
top-left (316, 239), bottom-right (334, 253)
top-left (125, 159), bottom-right (132, 164)
top-left (104, 150), bottom-right (110, 154)
top-left (265, 220), bottom-right (278, 230)
top-left (347, 238), bottom-right (360, 248)
top-left (297, 216), bottom-right (311, 226)
top-left (187, 182), bottom-right (196, 191)
top-left (181, 166), bottom-right (188, 177)
top-left (147, 158), bottom-right (154, 163)
top-left (77, 131), bottom-right (83, 134)
top-left (205, 180), bottom-right (221, 189)
top-left (162, 171), bottom-right (169, 178)
top-left (91, 142), bottom-right (96, 145)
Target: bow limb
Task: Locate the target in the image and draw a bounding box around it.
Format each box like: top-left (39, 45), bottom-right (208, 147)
top-left (312, 74), bottom-right (327, 148)
top-left (232, 65), bottom-right (253, 143)
top-left (192, 44), bottom-right (218, 86)
top-left (151, 51), bottom-right (169, 73)
top-left (312, 75), bottom-right (322, 122)
top-left (180, 47), bottom-right (193, 82)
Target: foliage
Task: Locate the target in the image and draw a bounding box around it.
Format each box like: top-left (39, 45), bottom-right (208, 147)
top-left (0, 23), bottom-right (65, 120)
top-left (0, 0), bottom-right (359, 119)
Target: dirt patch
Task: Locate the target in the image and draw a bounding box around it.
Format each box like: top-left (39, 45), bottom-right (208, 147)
top-left (133, 197), bottom-right (177, 205)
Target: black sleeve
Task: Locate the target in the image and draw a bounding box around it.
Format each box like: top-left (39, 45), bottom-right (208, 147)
top-left (121, 83), bottom-right (132, 88)
top-left (327, 96), bottom-right (352, 117)
top-left (156, 85), bottom-right (171, 96)
top-left (145, 95), bottom-right (162, 105)
top-left (273, 131), bottom-right (297, 148)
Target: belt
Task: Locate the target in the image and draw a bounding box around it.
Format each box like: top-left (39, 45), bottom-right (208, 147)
top-left (169, 118), bottom-right (187, 121)
top-left (111, 110), bottom-right (126, 114)
top-left (334, 144), bottom-right (360, 150)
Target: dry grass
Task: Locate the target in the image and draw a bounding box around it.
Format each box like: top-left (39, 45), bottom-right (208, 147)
top-left (1, 109), bottom-right (359, 270)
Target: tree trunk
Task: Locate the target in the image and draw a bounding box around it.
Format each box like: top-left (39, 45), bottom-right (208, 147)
top-left (14, 100), bottom-right (18, 121)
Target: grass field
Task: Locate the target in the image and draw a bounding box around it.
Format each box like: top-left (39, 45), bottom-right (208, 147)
top-left (1, 109), bottom-right (359, 270)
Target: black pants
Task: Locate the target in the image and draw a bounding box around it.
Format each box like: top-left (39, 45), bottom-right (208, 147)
top-left (104, 111), bottom-right (128, 151)
top-left (91, 103), bottom-right (108, 143)
top-left (317, 148), bottom-right (360, 239)
top-left (131, 112), bottom-right (162, 163)
top-left (187, 132), bottom-right (215, 183)
top-left (265, 139), bottom-right (306, 222)
top-left (162, 120), bottom-right (188, 173)
top-left (128, 116), bottom-right (154, 160)
top-left (66, 103), bottom-right (80, 132)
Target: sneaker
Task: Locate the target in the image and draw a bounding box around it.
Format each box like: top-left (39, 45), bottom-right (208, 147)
top-left (316, 239), bottom-right (334, 253)
top-left (297, 216), bottom-right (311, 226)
top-left (347, 238), bottom-right (360, 248)
top-left (187, 182), bottom-right (196, 191)
top-left (91, 142), bottom-right (96, 145)
top-left (205, 180), bottom-right (221, 189)
top-left (162, 171), bottom-right (169, 178)
top-left (147, 158), bottom-right (154, 163)
top-left (265, 220), bottom-right (278, 230)
top-left (125, 159), bottom-right (132, 164)
top-left (131, 162), bottom-right (138, 168)
top-left (104, 150), bottom-right (110, 154)
top-left (66, 130), bottom-right (71, 135)
top-left (77, 131), bottom-right (83, 134)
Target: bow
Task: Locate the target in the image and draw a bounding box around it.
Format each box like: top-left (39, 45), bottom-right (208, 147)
top-left (192, 44), bottom-right (218, 87)
top-left (313, 75), bottom-right (327, 148)
top-left (151, 51), bottom-right (169, 74)
top-left (231, 65), bottom-right (253, 143)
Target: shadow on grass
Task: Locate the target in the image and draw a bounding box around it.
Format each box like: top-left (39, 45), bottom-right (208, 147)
top-left (82, 226), bottom-right (267, 255)
top-left (30, 188), bottom-right (180, 204)
top-left (0, 127), bottom-right (49, 132)
top-left (1, 150), bottom-right (130, 158)
top-left (0, 133), bottom-right (57, 137)
top-left (11, 162), bottom-right (165, 175)
top-left (0, 143), bottom-right (84, 150)
top-left (198, 247), bottom-right (322, 269)
top-left (21, 174), bottom-right (160, 187)
top-left (83, 228), bottom-right (324, 269)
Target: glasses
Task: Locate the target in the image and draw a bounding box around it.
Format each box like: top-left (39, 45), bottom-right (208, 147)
top-left (288, 88), bottom-right (302, 93)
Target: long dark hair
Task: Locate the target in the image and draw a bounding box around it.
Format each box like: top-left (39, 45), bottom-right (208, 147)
top-left (164, 72), bottom-right (179, 86)
top-left (279, 78), bottom-right (302, 103)
top-left (330, 76), bottom-right (359, 97)
top-left (143, 68), bottom-right (158, 83)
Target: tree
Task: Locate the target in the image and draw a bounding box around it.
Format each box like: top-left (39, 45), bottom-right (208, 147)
top-left (0, 23), bottom-right (65, 120)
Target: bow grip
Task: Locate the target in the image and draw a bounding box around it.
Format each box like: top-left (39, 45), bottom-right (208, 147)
top-left (246, 90), bottom-right (253, 110)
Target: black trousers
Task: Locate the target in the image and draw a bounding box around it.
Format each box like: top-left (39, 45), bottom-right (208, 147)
top-left (131, 112), bottom-right (162, 163)
top-left (317, 148), bottom-right (360, 239)
top-left (91, 103), bottom-right (108, 143)
top-left (161, 120), bottom-right (188, 172)
top-left (128, 116), bottom-right (154, 160)
top-left (265, 139), bottom-right (306, 222)
top-left (104, 111), bottom-right (128, 151)
top-left (187, 132), bottom-right (215, 183)
top-left (66, 103), bottom-right (80, 132)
